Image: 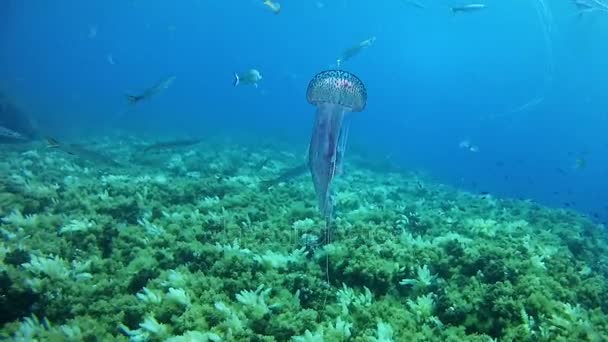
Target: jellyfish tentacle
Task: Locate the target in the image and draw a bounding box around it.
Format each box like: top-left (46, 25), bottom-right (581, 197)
top-left (309, 103), bottom-right (347, 217)
top-left (335, 115), bottom-right (351, 176)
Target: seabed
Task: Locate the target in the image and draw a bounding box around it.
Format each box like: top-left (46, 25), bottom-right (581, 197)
top-left (1, 135), bottom-right (607, 341)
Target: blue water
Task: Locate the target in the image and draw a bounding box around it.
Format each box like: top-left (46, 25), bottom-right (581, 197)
top-left (1, 0), bottom-right (607, 223)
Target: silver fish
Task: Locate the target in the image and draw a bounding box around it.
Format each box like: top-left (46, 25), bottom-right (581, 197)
top-left (127, 76), bottom-right (176, 105)
top-left (451, 3), bottom-right (487, 13)
top-left (0, 125), bottom-right (28, 141)
top-left (336, 37), bottom-right (376, 67)
top-left (46, 137), bottom-right (121, 167)
top-left (233, 69), bottom-right (262, 88)
top-left (401, 0), bottom-right (425, 9)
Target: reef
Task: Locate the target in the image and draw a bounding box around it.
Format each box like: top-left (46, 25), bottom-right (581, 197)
top-left (1, 136), bottom-right (607, 341)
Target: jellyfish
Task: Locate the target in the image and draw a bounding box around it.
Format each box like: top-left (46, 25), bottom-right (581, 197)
top-left (306, 70), bottom-right (367, 218)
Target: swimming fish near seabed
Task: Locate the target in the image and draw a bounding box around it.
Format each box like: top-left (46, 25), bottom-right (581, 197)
top-left (46, 137), bottom-right (122, 167)
top-left (126, 76), bottom-right (176, 105)
top-left (142, 138), bottom-right (202, 152)
top-left (0, 125), bottom-right (29, 142)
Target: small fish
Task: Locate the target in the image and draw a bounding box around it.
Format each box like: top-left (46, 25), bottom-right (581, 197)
top-left (574, 157), bottom-right (587, 169)
top-left (458, 139), bottom-right (479, 152)
top-left (451, 3), bottom-right (487, 13)
top-left (0, 125), bottom-right (28, 142)
top-left (260, 164), bottom-right (308, 190)
top-left (46, 137), bottom-right (121, 167)
top-left (254, 157), bottom-right (271, 172)
top-left (127, 76), bottom-right (176, 105)
top-left (573, 0), bottom-right (594, 10)
top-left (46, 137), bottom-right (71, 153)
top-left (107, 54), bottom-right (115, 65)
top-left (572, 0), bottom-right (608, 15)
top-left (336, 37), bottom-right (376, 67)
top-left (142, 138), bottom-right (201, 152)
top-left (416, 180), bottom-right (425, 190)
top-left (401, 0), bottom-right (425, 9)
top-left (263, 0), bottom-right (281, 14)
top-left (233, 69), bottom-right (262, 88)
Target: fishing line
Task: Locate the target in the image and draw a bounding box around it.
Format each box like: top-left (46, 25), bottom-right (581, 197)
top-left (488, 0), bottom-right (555, 120)
top-left (321, 214), bottom-right (332, 307)
top-left (104, 101), bottom-right (139, 132)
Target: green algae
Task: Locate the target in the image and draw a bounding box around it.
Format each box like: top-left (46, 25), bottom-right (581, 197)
top-left (1, 137), bottom-right (608, 341)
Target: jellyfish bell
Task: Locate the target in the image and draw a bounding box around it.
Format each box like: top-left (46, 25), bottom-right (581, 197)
top-left (306, 70), bottom-right (367, 218)
top-left (306, 70), bottom-right (366, 112)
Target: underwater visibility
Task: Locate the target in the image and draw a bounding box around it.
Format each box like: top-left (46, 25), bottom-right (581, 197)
top-left (1, 1), bottom-right (608, 341)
